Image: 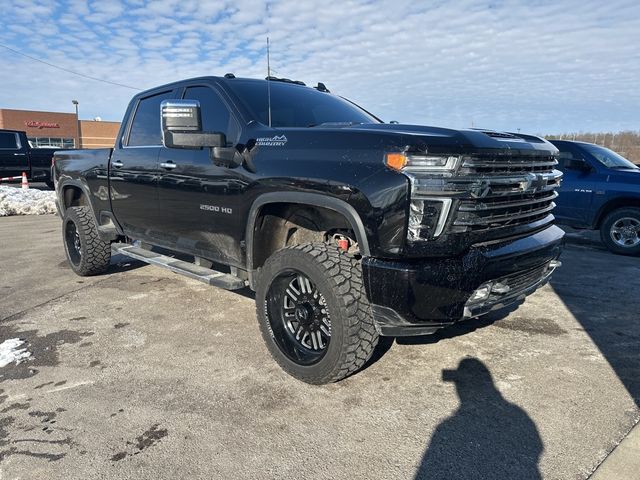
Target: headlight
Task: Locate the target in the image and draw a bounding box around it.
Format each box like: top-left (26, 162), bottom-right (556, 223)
top-left (408, 198), bottom-right (452, 239)
top-left (386, 153), bottom-right (461, 174)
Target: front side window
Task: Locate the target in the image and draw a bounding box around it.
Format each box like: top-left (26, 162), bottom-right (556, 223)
top-left (225, 80), bottom-right (380, 128)
top-left (182, 86), bottom-right (239, 142)
top-left (128, 91), bottom-right (173, 146)
top-left (0, 132), bottom-right (19, 149)
top-left (581, 143), bottom-right (638, 169)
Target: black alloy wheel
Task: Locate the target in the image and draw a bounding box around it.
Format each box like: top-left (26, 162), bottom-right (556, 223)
top-left (265, 270), bottom-right (332, 365)
top-left (65, 219), bottom-right (82, 266)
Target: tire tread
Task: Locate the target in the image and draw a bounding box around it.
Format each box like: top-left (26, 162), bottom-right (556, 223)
top-left (64, 206), bottom-right (111, 276)
top-left (256, 243), bottom-right (379, 384)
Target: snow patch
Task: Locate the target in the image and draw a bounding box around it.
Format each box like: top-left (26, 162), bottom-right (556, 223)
top-left (0, 338), bottom-right (32, 367)
top-left (0, 186), bottom-right (57, 216)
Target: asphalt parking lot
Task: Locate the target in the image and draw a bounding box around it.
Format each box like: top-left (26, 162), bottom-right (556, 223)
top-left (1, 214), bottom-right (639, 479)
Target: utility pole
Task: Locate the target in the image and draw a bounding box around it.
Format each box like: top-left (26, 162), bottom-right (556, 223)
top-left (72, 99), bottom-right (80, 149)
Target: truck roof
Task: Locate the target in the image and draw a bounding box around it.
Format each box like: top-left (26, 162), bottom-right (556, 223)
top-left (135, 75), bottom-right (314, 99)
top-left (549, 139), bottom-right (599, 146)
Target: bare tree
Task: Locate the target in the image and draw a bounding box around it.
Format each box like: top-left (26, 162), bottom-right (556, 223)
top-left (545, 130), bottom-right (640, 164)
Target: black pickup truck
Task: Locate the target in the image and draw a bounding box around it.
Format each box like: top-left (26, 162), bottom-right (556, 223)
top-left (0, 129), bottom-right (56, 187)
top-left (53, 75), bottom-right (564, 384)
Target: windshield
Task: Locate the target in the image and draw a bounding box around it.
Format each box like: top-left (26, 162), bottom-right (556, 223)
top-left (582, 143), bottom-right (638, 169)
top-left (225, 80), bottom-right (380, 128)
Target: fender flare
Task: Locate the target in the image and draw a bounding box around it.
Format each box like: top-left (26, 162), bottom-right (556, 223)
top-left (592, 195), bottom-right (640, 228)
top-left (245, 192), bottom-right (371, 286)
top-left (57, 178), bottom-right (122, 241)
top-left (56, 178), bottom-right (93, 219)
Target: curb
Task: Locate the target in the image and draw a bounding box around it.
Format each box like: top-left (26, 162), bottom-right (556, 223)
top-left (589, 418), bottom-right (640, 479)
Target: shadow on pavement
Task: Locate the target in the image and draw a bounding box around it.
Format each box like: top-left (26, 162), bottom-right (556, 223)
top-left (415, 358), bottom-right (543, 480)
top-left (549, 245), bottom-right (640, 406)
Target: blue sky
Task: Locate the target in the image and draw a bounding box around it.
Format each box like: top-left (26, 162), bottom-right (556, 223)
top-left (1, 0), bottom-right (639, 134)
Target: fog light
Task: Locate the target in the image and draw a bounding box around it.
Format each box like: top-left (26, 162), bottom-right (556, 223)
top-left (468, 283), bottom-right (492, 304)
top-left (491, 282), bottom-right (511, 294)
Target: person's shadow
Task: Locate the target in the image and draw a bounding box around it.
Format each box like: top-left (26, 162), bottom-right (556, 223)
top-left (415, 358), bottom-right (543, 480)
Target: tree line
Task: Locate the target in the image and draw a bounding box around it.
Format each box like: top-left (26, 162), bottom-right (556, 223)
top-left (544, 130), bottom-right (640, 164)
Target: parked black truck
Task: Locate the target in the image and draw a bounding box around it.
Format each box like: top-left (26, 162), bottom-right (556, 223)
top-left (0, 129), bottom-right (56, 187)
top-left (53, 75), bottom-right (564, 383)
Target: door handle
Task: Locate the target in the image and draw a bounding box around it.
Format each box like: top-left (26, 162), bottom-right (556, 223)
top-left (160, 161), bottom-right (177, 170)
top-left (112, 160), bottom-right (124, 168)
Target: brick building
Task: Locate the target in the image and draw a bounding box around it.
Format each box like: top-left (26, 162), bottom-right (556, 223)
top-left (0, 108), bottom-right (120, 148)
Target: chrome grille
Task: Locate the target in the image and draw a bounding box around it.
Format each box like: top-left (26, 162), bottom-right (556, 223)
top-left (459, 154), bottom-right (558, 175)
top-left (450, 154), bottom-right (562, 232)
top-left (456, 190), bottom-right (558, 230)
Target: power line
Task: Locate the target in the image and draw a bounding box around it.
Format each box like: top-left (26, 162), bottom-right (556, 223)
top-left (0, 43), bottom-right (142, 91)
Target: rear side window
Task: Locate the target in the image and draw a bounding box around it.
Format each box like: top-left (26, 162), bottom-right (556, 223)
top-left (182, 86), bottom-right (239, 142)
top-left (0, 132), bottom-right (19, 149)
top-left (128, 91), bottom-right (173, 146)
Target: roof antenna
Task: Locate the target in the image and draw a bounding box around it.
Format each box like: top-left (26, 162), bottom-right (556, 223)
top-left (267, 37), bottom-right (272, 127)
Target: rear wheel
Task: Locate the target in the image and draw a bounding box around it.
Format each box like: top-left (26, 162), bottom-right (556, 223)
top-left (62, 206), bottom-right (111, 275)
top-left (600, 207), bottom-right (640, 256)
top-left (256, 243), bottom-right (379, 384)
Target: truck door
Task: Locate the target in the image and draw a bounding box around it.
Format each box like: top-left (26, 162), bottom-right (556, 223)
top-left (157, 84), bottom-right (247, 265)
top-left (555, 144), bottom-right (595, 226)
top-left (0, 131), bottom-right (28, 179)
top-left (110, 90), bottom-right (175, 240)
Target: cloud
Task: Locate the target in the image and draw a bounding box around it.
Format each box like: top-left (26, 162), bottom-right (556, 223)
top-left (0, 0), bottom-right (638, 133)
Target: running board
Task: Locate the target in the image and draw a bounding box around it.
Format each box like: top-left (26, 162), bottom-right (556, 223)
top-left (112, 243), bottom-right (246, 290)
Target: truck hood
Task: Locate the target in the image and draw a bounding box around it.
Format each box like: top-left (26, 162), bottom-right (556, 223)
top-left (607, 167), bottom-right (640, 182)
top-left (344, 123), bottom-right (557, 155)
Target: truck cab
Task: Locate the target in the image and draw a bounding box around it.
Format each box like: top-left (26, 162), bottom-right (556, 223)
top-left (550, 140), bottom-right (640, 255)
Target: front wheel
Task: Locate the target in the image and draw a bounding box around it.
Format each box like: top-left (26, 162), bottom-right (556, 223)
top-left (256, 243), bottom-right (379, 384)
top-left (62, 206), bottom-right (111, 275)
top-left (600, 207), bottom-right (640, 256)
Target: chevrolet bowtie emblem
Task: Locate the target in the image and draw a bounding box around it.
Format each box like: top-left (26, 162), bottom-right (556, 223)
top-left (520, 174), bottom-right (547, 192)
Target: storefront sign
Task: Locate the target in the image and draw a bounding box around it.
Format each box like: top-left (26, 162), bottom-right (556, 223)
top-left (24, 121), bottom-right (60, 129)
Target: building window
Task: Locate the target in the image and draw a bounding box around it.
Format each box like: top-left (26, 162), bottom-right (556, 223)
top-left (28, 137), bottom-right (76, 148)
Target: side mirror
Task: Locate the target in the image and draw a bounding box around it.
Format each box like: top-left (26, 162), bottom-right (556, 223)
top-left (566, 158), bottom-right (591, 172)
top-left (160, 100), bottom-right (242, 168)
top-left (161, 100), bottom-right (225, 149)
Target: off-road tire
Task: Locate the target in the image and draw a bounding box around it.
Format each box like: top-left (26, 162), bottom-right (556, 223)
top-left (62, 206), bottom-right (111, 275)
top-left (599, 207), bottom-right (640, 256)
top-left (256, 243), bottom-right (379, 384)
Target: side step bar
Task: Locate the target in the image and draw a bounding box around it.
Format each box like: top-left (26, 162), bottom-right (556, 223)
top-left (112, 243), bottom-right (246, 290)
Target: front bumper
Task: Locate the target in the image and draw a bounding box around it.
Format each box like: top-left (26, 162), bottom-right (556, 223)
top-left (362, 225), bottom-right (564, 336)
